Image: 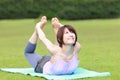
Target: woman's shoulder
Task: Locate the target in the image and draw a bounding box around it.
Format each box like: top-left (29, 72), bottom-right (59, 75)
top-left (50, 45), bottom-right (61, 54)
top-left (74, 42), bottom-right (81, 53)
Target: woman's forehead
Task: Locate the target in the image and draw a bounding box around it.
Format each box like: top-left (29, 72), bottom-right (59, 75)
top-left (64, 28), bottom-right (69, 32)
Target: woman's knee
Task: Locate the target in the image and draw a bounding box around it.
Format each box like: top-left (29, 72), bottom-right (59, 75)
top-left (24, 52), bottom-right (29, 57)
top-left (24, 42), bottom-right (36, 53)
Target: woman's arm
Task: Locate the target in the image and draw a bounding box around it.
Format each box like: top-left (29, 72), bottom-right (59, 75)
top-left (36, 17), bottom-right (57, 54)
top-left (75, 42), bottom-right (81, 53)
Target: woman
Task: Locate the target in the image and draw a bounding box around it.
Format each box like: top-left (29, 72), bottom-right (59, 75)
top-left (24, 16), bottom-right (81, 75)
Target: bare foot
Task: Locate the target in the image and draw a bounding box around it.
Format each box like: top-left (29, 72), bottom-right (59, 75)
top-left (36, 16), bottom-right (47, 29)
top-left (52, 17), bottom-right (61, 29)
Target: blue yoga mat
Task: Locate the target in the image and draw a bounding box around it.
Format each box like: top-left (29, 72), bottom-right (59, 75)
top-left (0, 67), bottom-right (110, 80)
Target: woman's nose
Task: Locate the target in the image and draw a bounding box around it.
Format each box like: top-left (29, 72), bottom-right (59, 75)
top-left (69, 32), bottom-right (74, 37)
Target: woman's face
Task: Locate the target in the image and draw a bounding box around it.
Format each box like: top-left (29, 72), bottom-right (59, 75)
top-left (63, 28), bottom-right (76, 46)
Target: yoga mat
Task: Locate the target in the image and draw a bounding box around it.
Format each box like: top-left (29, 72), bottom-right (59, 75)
top-left (0, 67), bottom-right (111, 80)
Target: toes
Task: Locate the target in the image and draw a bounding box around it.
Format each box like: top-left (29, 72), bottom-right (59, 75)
top-left (54, 17), bottom-right (59, 22)
top-left (41, 16), bottom-right (47, 21)
top-left (52, 17), bottom-right (60, 28)
top-left (53, 18), bottom-right (57, 22)
top-left (52, 18), bottom-right (54, 21)
top-left (43, 16), bottom-right (46, 19)
top-left (52, 17), bottom-right (59, 22)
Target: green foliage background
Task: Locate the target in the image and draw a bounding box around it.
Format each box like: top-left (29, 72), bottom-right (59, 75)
top-left (0, 0), bottom-right (120, 20)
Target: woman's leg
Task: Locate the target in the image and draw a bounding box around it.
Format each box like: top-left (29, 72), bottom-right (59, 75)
top-left (24, 30), bottom-right (42, 68)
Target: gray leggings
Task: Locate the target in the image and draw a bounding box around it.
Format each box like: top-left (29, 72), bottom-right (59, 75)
top-left (24, 42), bottom-right (42, 68)
top-left (24, 42), bottom-right (51, 73)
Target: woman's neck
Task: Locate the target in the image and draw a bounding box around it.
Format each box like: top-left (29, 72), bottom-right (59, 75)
top-left (62, 44), bottom-right (74, 55)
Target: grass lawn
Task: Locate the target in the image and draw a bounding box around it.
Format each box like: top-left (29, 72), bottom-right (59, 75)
top-left (0, 18), bottom-right (120, 80)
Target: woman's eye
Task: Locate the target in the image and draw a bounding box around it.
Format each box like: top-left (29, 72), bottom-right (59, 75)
top-left (65, 32), bottom-right (68, 34)
top-left (70, 31), bottom-right (73, 33)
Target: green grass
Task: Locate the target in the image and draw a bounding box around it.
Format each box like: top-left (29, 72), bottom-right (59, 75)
top-left (0, 18), bottom-right (120, 80)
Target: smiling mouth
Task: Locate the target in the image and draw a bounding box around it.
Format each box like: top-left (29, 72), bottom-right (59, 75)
top-left (68, 38), bottom-right (74, 40)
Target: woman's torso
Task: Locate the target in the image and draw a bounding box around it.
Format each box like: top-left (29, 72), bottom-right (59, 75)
top-left (43, 50), bottom-right (79, 75)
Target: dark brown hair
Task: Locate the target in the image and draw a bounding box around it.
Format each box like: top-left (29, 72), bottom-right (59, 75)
top-left (57, 25), bottom-right (77, 47)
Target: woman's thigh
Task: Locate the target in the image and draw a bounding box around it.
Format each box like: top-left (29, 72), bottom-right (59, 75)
top-left (24, 53), bottom-right (42, 68)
